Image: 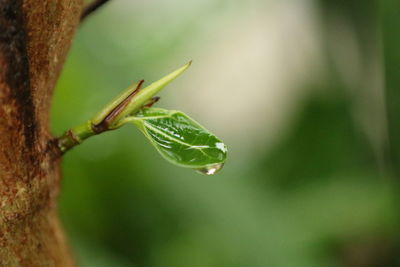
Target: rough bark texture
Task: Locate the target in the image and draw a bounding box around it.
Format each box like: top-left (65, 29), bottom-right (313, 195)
top-left (0, 0), bottom-right (82, 265)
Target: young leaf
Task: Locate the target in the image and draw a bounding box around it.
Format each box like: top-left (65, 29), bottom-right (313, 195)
top-left (126, 108), bottom-right (227, 175)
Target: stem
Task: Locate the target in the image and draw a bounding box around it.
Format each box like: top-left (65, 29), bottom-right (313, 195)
top-left (57, 121), bottom-right (95, 152)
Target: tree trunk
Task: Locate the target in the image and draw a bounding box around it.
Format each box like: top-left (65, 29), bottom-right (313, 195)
top-left (0, 0), bottom-right (82, 265)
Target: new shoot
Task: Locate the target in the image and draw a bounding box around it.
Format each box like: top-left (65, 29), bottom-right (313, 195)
top-left (57, 62), bottom-right (227, 175)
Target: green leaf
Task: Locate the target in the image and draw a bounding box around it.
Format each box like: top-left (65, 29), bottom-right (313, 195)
top-left (127, 108), bottom-right (227, 175)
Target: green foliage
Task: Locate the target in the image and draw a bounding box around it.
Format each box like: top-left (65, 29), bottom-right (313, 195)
top-left (128, 108), bottom-right (227, 174)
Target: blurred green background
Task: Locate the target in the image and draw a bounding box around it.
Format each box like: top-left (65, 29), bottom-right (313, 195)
top-left (51, 0), bottom-right (400, 266)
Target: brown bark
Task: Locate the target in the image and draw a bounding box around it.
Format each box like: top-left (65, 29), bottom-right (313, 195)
top-left (0, 0), bottom-right (83, 266)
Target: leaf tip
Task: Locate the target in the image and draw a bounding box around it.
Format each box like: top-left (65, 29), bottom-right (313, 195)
top-left (179, 60), bottom-right (192, 73)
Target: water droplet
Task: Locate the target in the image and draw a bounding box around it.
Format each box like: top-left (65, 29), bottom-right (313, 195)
top-left (215, 142), bottom-right (227, 153)
top-left (195, 163), bottom-right (224, 176)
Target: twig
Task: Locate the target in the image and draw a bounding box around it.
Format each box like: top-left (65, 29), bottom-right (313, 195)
top-left (80, 0), bottom-right (111, 22)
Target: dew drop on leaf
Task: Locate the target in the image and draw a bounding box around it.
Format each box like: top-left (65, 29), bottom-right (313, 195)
top-left (195, 163), bottom-right (224, 176)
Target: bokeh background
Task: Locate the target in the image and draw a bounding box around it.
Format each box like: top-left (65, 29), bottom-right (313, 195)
top-left (51, 0), bottom-right (400, 266)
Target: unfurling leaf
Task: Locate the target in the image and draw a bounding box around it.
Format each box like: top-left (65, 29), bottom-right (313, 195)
top-left (127, 108), bottom-right (227, 175)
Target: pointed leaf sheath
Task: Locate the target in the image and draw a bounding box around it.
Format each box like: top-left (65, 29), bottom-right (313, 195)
top-left (130, 108), bottom-right (227, 173)
top-left (112, 61), bottom-right (192, 125)
top-left (58, 62), bottom-right (192, 153)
